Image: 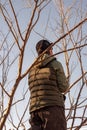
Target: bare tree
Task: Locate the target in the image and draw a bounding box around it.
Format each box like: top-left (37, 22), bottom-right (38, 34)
top-left (53, 0), bottom-right (87, 129)
top-left (0, 0), bottom-right (51, 129)
top-left (0, 0), bottom-right (87, 130)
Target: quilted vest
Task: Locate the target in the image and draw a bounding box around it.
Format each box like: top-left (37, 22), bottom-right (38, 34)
top-left (28, 65), bottom-right (64, 113)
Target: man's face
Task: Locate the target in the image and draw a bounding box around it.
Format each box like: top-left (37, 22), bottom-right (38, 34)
top-left (49, 48), bottom-right (53, 55)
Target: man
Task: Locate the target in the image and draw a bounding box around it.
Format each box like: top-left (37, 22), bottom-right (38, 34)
top-left (28, 40), bottom-right (69, 130)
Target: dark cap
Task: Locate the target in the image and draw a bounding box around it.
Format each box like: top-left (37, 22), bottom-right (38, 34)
top-left (36, 40), bottom-right (52, 55)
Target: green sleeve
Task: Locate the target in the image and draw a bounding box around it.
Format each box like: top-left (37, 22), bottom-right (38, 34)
top-left (51, 59), bottom-right (69, 93)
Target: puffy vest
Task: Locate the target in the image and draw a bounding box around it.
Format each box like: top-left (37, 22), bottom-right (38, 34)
top-left (28, 66), bottom-right (64, 113)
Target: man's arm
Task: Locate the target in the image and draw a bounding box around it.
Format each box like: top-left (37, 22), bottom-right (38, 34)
top-left (51, 59), bottom-right (69, 93)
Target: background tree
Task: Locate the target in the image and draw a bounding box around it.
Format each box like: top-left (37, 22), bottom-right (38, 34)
top-left (53, 0), bottom-right (87, 129)
top-left (0, 0), bottom-right (87, 130)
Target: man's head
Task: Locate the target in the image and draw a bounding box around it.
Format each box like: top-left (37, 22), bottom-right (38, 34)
top-left (36, 40), bottom-right (53, 55)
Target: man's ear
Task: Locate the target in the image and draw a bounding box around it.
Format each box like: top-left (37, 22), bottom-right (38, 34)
top-left (49, 49), bottom-right (53, 55)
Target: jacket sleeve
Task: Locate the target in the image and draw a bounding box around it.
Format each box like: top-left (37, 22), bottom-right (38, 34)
top-left (51, 59), bottom-right (69, 93)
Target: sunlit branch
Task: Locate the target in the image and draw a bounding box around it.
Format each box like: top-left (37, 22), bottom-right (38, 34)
top-left (53, 18), bottom-right (87, 46)
top-left (9, 0), bottom-right (24, 41)
top-left (0, 76), bottom-right (21, 129)
top-left (0, 43), bottom-right (15, 65)
top-left (71, 82), bottom-right (85, 128)
top-left (0, 82), bottom-right (10, 97)
top-left (8, 114), bottom-right (17, 129)
top-left (17, 98), bottom-right (30, 129)
top-left (75, 118), bottom-right (87, 130)
top-left (24, 0), bottom-right (38, 44)
top-left (0, 4), bottom-right (21, 50)
top-left (21, 18), bottom-right (87, 79)
top-left (64, 72), bottom-right (87, 94)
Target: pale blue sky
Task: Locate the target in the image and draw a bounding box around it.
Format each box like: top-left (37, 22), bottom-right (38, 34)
top-left (0, 0), bottom-right (87, 129)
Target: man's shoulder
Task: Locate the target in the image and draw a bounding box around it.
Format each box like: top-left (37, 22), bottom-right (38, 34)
top-left (50, 58), bottom-right (62, 69)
